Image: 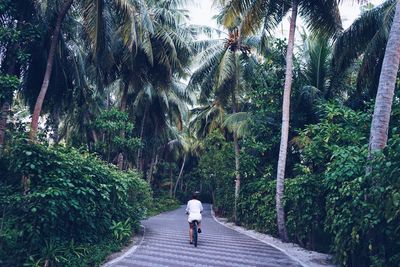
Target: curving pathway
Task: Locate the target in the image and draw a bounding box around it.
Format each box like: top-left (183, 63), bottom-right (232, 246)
top-left (108, 204), bottom-right (302, 267)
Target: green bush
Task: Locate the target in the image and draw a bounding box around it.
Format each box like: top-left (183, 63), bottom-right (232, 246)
top-left (282, 103), bottom-right (370, 252)
top-left (0, 138), bottom-right (151, 266)
top-left (238, 171), bottom-right (277, 236)
top-left (285, 173), bottom-right (329, 251)
top-left (197, 132), bottom-right (235, 217)
top-left (147, 195), bottom-right (181, 217)
top-left (325, 140), bottom-right (400, 267)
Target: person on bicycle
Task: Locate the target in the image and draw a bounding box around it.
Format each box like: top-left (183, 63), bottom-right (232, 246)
top-left (186, 191), bottom-right (203, 244)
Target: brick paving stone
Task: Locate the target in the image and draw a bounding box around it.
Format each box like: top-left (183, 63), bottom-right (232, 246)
top-left (108, 204), bottom-right (302, 267)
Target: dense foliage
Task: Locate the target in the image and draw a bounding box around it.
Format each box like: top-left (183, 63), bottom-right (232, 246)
top-left (1, 0), bottom-right (400, 266)
top-left (0, 138), bottom-right (151, 266)
top-left (188, 37), bottom-right (400, 266)
top-left (197, 131), bottom-right (235, 216)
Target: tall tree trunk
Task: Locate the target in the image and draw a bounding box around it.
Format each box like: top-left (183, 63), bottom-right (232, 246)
top-left (116, 153), bottom-right (124, 170)
top-left (169, 167), bottom-right (173, 197)
top-left (137, 104), bottom-right (149, 170)
top-left (173, 154), bottom-right (186, 197)
top-left (0, 41), bottom-right (19, 149)
top-left (0, 102), bottom-right (10, 148)
top-left (233, 131), bottom-right (240, 223)
top-left (147, 153), bottom-right (159, 184)
top-left (232, 92), bottom-right (241, 224)
top-left (120, 83), bottom-right (129, 112)
top-left (276, 0), bottom-right (298, 242)
top-left (147, 149), bottom-right (156, 184)
top-left (117, 83), bottom-right (129, 170)
top-left (50, 105), bottom-right (60, 144)
top-left (368, 1), bottom-right (400, 155)
top-left (29, 0), bottom-right (73, 140)
top-left (146, 124), bottom-right (159, 184)
top-left (91, 130), bottom-right (98, 143)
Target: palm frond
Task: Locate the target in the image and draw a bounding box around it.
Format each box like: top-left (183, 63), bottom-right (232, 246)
top-left (301, 33), bottom-right (332, 96)
top-left (223, 111), bottom-right (251, 137)
top-left (299, 0), bottom-right (342, 36)
top-left (189, 103), bottom-right (225, 138)
top-left (187, 45), bottom-right (225, 93)
top-left (216, 48), bottom-right (236, 89)
top-left (331, 0), bottom-right (395, 97)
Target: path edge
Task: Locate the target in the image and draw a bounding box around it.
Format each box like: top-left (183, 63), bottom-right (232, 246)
top-left (210, 205), bottom-right (308, 267)
top-left (101, 225), bottom-right (146, 267)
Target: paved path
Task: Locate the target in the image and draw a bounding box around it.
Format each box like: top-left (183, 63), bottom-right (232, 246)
top-left (109, 204), bottom-right (302, 267)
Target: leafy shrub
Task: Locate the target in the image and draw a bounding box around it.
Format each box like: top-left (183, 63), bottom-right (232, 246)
top-left (197, 132), bottom-right (235, 217)
top-left (285, 173), bottom-right (329, 251)
top-left (110, 218), bottom-right (133, 241)
top-left (91, 108), bottom-right (141, 163)
top-left (283, 103), bottom-right (370, 252)
top-left (238, 171), bottom-right (277, 236)
top-left (147, 195), bottom-right (181, 217)
top-left (0, 138), bottom-right (151, 266)
top-left (325, 138), bottom-right (400, 267)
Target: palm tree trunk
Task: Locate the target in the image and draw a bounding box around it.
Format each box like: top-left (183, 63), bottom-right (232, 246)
top-left (232, 92), bottom-right (241, 224)
top-left (51, 105), bottom-right (60, 144)
top-left (118, 83), bottom-right (129, 170)
top-left (0, 102), bottom-right (10, 148)
top-left (120, 83), bottom-right (129, 112)
top-left (276, 0), bottom-right (298, 242)
top-left (137, 104), bottom-right (149, 170)
top-left (117, 154), bottom-right (124, 170)
top-left (1, 38), bottom-right (19, 148)
top-left (147, 123), bottom-right (159, 184)
top-left (91, 130), bottom-right (98, 143)
top-left (147, 147), bottom-right (159, 184)
top-left (233, 131), bottom-right (240, 223)
top-left (368, 1), bottom-right (400, 155)
top-left (173, 154), bottom-right (187, 197)
top-left (169, 167), bottom-right (173, 197)
top-left (147, 150), bottom-right (155, 183)
top-left (29, 0), bottom-right (73, 140)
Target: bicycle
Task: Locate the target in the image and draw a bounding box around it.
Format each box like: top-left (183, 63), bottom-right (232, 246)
top-left (192, 220), bottom-right (199, 247)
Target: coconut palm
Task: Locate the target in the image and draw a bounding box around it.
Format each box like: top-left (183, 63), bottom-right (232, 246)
top-left (300, 32), bottom-right (332, 98)
top-left (29, 0), bottom-right (74, 140)
top-left (292, 31), bottom-right (334, 126)
top-left (109, 0), bottom-right (204, 170)
top-left (28, 0), bottom-right (156, 140)
top-left (369, 1), bottom-right (400, 154)
top-left (217, 0), bottom-right (342, 240)
top-left (188, 25), bottom-right (260, 222)
top-left (166, 120), bottom-right (204, 197)
top-left (331, 0), bottom-right (398, 108)
top-left (135, 79), bottom-right (192, 177)
top-left (0, 0), bottom-right (40, 146)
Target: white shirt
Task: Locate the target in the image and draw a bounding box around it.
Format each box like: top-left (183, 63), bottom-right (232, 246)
top-left (186, 199), bottom-right (203, 222)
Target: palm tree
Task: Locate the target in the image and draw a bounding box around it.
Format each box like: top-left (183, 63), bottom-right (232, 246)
top-left (300, 32), bottom-right (332, 98)
top-left (0, 0), bottom-right (40, 146)
top-left (141, 80), bottom-right (193, 182)
top-left (188, 25), bottom-right (260, 222)
top-left (0, 0), bottom-right (36, 146)
top-left (331, 0), bottom-right (398, 108)
top-left (109, 0), bottom-right (202, 171)
top-left (168, 123), bottom-right (203, 197)
top-left (29, 0), bottom-right (74, 140)
top-left (28, 0), bottom-right (155, 140)
top-left (291, 31), bottom-right (334, 126)
top-left (369, 1), bottom-right (400, 154)
top-left (218, 0), bottom-right (341, 240)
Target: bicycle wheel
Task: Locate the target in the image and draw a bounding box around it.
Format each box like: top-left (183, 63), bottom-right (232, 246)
top-left (193, 221), bottom-right (198, 247)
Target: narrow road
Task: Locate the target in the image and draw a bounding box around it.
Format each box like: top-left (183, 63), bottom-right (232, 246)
top-left (109, 204), bottom-right (302, 267)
